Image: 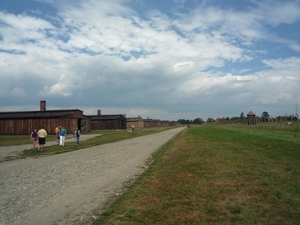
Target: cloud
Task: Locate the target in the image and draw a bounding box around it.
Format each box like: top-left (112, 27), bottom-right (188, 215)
top-left (253, 0), bottom-right (300, 26)
top-left (261, 57), bottom-right (300, 77)
top-left (11, 87), bottom-right (27, 97)
top-left (0, 0), bottom-right (299, 120)
top-left (0, 11), bottom-right (55, 48)
top-left (41, 72), bottom-right (84, 97)
top-left (173, 61), bottom-right (193, 70)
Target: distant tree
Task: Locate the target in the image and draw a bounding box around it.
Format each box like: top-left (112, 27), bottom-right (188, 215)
top-left (284, 114), bottom-right (298, 121)
top-left (193, 117), bottom-right (204, 124)
top-left (206, 118), bottom-right (215, 123)
top-left (292, 114), bottom-right (298, 120)
top-left (177, 119), bottom-right (192, 124)
top-left (240, 112), bottom-right (245, 119)
top-left (261, 111), bottom-right (270, 122)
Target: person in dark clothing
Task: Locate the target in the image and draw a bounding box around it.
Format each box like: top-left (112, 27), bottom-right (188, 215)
top-left (74, 127), bottom-right (81, 145)
top-left (30, 128), bottom-right (38, 151)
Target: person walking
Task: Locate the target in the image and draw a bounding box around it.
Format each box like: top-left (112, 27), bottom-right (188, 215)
top-left (37, 126), bottom-right (47, 152)
top-left (59, 126), bottom-right (67, 146)
top-left (74, 127), bottom-right (81, 145)
top-left (30, 128), bottom-right (38, 151)
top-left (55, 126), bottom-right (60, 142)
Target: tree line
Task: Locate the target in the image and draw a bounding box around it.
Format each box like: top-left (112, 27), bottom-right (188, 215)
top-left (177, 111), bottom-right (299, 125)
top-left (177, 118), bottom-right (204, 125)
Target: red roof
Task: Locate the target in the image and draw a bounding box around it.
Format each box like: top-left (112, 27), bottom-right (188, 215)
top-left (247, 111), bottom-right (256, 116)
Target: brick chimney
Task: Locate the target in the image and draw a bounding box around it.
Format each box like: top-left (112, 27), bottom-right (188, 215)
top-left (40, 100), bottom-right (46, 111)
top-left (97, 110), bottom-right (101, 115)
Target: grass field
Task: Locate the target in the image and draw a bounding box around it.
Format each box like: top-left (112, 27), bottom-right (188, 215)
top-left (0, 127), bottom-right (176, 159)
top-left (93, 125), bottom-right (300, 225)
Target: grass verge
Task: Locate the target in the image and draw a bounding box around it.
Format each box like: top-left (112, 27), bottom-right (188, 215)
top-left (0, 127), bottom-right (176, 160)
top-left (93, 125), bottom-right (300, 225)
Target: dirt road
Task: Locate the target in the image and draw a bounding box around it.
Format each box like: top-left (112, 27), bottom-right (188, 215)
top-left (0, 127), bottom-right (185, 225)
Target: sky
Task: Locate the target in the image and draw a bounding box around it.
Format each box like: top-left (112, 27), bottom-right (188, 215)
top-left (0, 0), bottom-right (300, 121)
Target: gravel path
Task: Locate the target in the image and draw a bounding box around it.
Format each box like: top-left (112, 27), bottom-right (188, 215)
top-left (0, 127), bottom-right (185, 225)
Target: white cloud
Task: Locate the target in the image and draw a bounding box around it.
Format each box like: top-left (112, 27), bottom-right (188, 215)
top-left (0, 0), bottom-right (299, 120)
top-left (0, 11), bottom-right (55, 49)
top-left (239, 68), bottom-right (252, 73)
top-left (262, 57), bottom-right (300, 72)
top-left (253, 0), bottom-right (300, 26)
top-left (42, 74), bottom-right (77, 97)
top-left (173, 61), bottom-right (193, 70)
top-left (0, 11), bottom-right (54, 30)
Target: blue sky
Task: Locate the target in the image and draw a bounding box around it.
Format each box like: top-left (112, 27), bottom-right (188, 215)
top-left (0, 0), bottom-right (299, 121)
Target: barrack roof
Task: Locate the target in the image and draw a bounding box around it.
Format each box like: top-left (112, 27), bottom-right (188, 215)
top-left (0, 109), bottom-right (81, 119)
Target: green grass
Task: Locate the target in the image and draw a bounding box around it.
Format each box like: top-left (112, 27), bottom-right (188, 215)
top-left (0, 135), bottom-right (57, 146)
top-left (0, 127), bottom-right (176, 160)
top-left (93, 125), bottom-right (300, 225)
